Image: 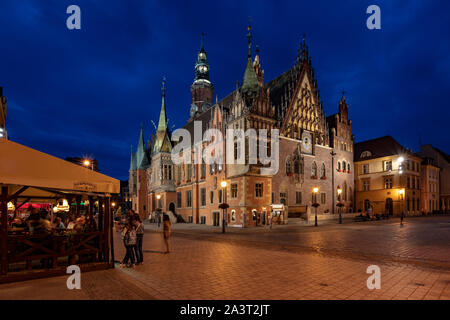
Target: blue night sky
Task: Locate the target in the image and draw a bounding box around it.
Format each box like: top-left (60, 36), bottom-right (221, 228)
top-left (1, 0), bottom-right (449, 180)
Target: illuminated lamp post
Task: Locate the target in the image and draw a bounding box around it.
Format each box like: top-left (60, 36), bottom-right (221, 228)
top-left (312, 187), bottom-right (320, 227)
top-left (337, 187), bottom-right (344, 224)
top-left (219, 181), bottom-right (229, 234)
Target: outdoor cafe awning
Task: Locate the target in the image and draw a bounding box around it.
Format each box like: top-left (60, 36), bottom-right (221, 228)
top-left (0, 139), bottom-right (119, 200)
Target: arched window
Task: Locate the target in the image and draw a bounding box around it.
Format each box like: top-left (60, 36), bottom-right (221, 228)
top-left (286, 157), bottom-right (292, 175)
top-left (342, 161), bottom-right (346, 172)
top-left (311, 162), bottom-right (317, 177)
top-left (337, 161), bottom-right (341, 171)
top-left (321, 163), bottom-right (326, 178)
top-left (347, 163), bottom-right (351, 173)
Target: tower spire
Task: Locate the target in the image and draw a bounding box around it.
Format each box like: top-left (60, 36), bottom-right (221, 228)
top-left (247, 23), bottom-right (252, 58)
top-left (158, 78), bottom-right (168, 132)
top-left (200, 32), bottom-right (205, 51)
top-left (154, 78), bottom-right (173, 154)
top-left (241, 22), bottom-right (259, 95)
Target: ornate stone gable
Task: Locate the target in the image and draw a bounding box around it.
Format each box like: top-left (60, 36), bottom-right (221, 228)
top-left (280, 70), bottom-right (327, 145)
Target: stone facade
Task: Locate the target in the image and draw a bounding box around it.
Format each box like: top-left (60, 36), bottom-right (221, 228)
top-left (354, 136), bottom-right (423, 216)
top-left (420, 158), bottom-right (440, 214)
top-left (129, 29), bottom-right (355, 226)
top-left (418, 145), bottom-right (450, 212)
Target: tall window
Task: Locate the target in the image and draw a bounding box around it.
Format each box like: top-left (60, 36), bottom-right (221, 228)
top-left (363, 164), bottom-right (369, 174)
top-left (231, 184), bottom-right (238, 198)
top-left (200, 188), bottom-right (206, 206)
top-left (337, 161), bottom-right (341, 171)
top-left (187, 164), bottom-right (192, 181)
top-left (210, 191), bottom-right (214, 204)
top-left (347, 163), bottom-right (351, 172)
top-left (321, 193), bottom-right (326, 204)
top-left (320, 163), bottom-right (326, 178)
top-left (219, 189), bottom-right (223, 203)
top-left (201, 162), bottom-right (206, 178)
top-left (294, 160), bottom-right (299, 174)
top-left (186, 190), bottom-right (192, 207)
top-left (255, 183), bottom-right (263, 198)
top-left (342, 161), bottom-right (346, 172)
top-left (385, 177), bottom-right (393, 189)
top-left (286, 157), bottom-right (292, 175)
top-left (363, 180), bottom-right (370, 191)
top-left (311, 162), bottom-right (317, 177)
top-left (176, 192), bottom-right (182, 208)
top-left (296, 191), bottom-right (302, 204)
top-left (384, 160), bottom-right (392, 171)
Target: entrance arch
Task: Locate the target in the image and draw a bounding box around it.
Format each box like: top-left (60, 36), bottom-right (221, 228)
top-left (169, 202), bottom-right (176, 214)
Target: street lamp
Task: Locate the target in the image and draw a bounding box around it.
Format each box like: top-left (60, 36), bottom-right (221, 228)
top-left (337, 187), bottom-right (344, 224)
top-left (156, 194), bottom-right (161, 209)
top-left (83, 159), bottom-right (94, 170)
top-left (220, 180), bottom-right (228, 233)
top-left (312, 187), bottom-right (320, 227)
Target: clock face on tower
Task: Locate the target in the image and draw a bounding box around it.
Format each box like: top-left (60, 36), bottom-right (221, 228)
top-left (302, 131), bottom-right (313, 154)
top-left (190, 104), bottom-right (198, 117)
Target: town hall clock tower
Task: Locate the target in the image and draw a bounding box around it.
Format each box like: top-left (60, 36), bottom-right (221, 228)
top-left (190, 34), bottom-right (214, 120)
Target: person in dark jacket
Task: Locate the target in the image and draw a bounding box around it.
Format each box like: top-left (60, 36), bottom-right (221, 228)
top-left (134, 214), bottom-right (144, 265)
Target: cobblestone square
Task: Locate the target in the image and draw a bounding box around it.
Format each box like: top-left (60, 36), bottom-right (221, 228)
top-left (0, 216), bottom-right (449, 300)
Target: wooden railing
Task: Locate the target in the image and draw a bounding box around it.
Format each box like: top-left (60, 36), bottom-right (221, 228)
top-left (6, 231), bottom-right (106, 272)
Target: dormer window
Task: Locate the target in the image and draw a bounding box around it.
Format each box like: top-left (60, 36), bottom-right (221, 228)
top-left (360, 151), bottom-right (372, 159)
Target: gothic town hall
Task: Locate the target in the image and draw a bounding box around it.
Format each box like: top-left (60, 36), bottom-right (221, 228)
top-left (129, 26), bottom-right (354, 227)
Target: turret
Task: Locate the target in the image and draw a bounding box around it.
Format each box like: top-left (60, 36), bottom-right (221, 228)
top-left (190, 33), bottom-right (214, 119)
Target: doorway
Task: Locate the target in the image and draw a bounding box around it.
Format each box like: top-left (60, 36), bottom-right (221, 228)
top-left (385, 198), bottom-right (393, 216)
top-left (212, 211), bottom-right (220, 226)
top-left (169, 202), bottom-right (175, 214)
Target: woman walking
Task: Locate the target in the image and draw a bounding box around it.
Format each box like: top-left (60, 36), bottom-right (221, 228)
top-left (134, 214), bottom-right (144, 265)
top-left (162, 212), bottom-right (172, 253)
top-left (120, 217), bottom-right (137, 268)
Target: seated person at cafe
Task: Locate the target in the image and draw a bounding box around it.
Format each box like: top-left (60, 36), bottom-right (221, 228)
top-left (73, 216), bottom-right (86, 232)
top-left (84, 214), bottom-right (98, 232)
top-left (12, 217), bottom-right (27, 229)
top-left (66, 216), bottom-right (76, 230)
top-left (53, 217), bottom-right (65, 230)
top-left (27, 209), bottom-right (51, 234)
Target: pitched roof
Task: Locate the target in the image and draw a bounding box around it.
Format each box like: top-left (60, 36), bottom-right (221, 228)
top-left (430, 145), bottom-right (450, 163)
top-left (153, 90), bottom-right (172, 154)
top-left (265, 64), bottom-right (303, 120)
top-left (129, 146), bottom-right (137, 171)
top-left (354, 136), bottom-right (412, 161)
top-left (241, 57), bottom-right (259, 95)
top-left (136, 127), bottom-right (150, 169)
